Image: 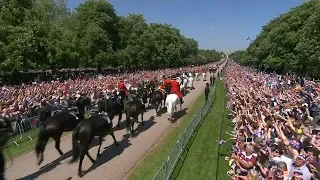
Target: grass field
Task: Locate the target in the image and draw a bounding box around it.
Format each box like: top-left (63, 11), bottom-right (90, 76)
top-left (170, 80), bottom-right (233, 180)
top-left (3, 128), bottom-right (70, 160)
top-left (127, 84), bottom-right (217, 180)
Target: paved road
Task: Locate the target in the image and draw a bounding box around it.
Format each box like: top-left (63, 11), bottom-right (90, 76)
top-left (5, 62), bottom-right (226, 180)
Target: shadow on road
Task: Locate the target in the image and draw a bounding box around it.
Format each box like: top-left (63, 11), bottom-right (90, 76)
top-left (131, 115), bottom-right (156, 137)
top-left (170, 108), bottom-right (188, 123)
top-left (83, 133), bottom-right (132, 177)
top-left (17, 136), bottom-right (102, 180)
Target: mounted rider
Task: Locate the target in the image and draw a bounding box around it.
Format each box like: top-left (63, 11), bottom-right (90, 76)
top-left (144, 79), bottom-right (153, 96)
top-left (118, 79), bottom-right (129, 98)
top-left (170, 77), bottom-right (184, 104)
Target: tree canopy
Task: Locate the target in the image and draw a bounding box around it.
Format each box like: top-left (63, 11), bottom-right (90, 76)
top-left (0, 0), bottom-right (222, 74)
top-left (230, 0), bottom-right (320, 77)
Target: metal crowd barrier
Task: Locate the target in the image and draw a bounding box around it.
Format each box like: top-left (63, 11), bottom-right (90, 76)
top-left (152, 61), bottom-right (226, 180)
top-left (8, 109), bottom-right (63, 146)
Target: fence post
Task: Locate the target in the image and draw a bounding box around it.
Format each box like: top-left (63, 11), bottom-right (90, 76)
top-left (164, 162), bottom-right (168, 180)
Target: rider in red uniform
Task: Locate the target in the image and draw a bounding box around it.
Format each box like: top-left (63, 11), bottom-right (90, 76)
top-left (170, 78), bottom-right (184, 104)
top-left (195, 68), bottom-right (200, 74)
top-left (107, 83), bottom-right (114, 92)
top-left (202, 67), bottom-right (206, 73)
top-left (132, 77), bottom-right (136, 88)
top-left (118, 80), bottom-right (128, 96)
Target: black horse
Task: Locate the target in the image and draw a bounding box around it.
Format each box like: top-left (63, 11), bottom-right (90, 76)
top-left (150, 89), bottom-right (166, 116)
top-left (35, 96), bottom-right (91, 165)
top-left (97, 93), bottom-right (124, 128)
top-left (0, 117), bottom-right (13, 180)
top-left (125, 97), bottom-right (145, 134)
top-left (69, 113), bottom-right (118, 177)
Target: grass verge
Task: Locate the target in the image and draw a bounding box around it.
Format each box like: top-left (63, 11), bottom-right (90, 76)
top-left (127, 85), bottom-right (216, 180)
top-left (171, 80), bottom-right (233, 180)
top-left (3, 129), bottom-right (70, 160)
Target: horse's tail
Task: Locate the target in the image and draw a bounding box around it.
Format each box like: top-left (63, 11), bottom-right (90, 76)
top-left (69, 125), bottom-right (80, 163)
top-left (125, 112), bottom-right (131, 132)
top-left (35, 127), bottom-right (50, 165)
top-left (166, 97), bottom-right (173, 116)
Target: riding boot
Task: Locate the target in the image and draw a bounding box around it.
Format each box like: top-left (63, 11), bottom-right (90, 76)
top-left (180, 98), bottom-right (184, 104)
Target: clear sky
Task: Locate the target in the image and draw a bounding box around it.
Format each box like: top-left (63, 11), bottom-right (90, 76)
top-left (67, 0), bottom-right (306, 51)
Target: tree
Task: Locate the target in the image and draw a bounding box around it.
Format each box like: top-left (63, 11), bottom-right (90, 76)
top-left (0, 0), bottom-right (222, 74)
top-left (233, 1), bottom-right (320, 77)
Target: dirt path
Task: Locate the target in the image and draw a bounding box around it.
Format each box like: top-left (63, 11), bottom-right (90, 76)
top-left (5, 62), bottom-right (226, 180)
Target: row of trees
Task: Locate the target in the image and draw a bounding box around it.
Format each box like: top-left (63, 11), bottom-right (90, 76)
top-left (0, 0), bottom-right (223, 74)
top-left (230, 0), bottom-right (320, 77)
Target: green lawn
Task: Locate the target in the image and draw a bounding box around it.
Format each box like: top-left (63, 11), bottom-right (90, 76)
top-left (171, 80), bottom-right (233, 180)
top-left (3, 128), bottom-right (70, 160)
top-left (127, 85), bottom-right (217, 180)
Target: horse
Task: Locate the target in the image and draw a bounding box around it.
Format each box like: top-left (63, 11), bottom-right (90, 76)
top-left (0, 117), bottom-right (13, 180)
top-left (195, 72), bottom-right (199, 81)
top-left (35, 96), bottom-right (91, 165)
top-left (202, 72), bottom-right (207, 81)
top-left (69, 112), bottom-right (118, 177)
top-left (125, 98), bottom-right (145, 134)
top-left (150, 89), bottom-right (165, 116)
top-left (142, 89), bottom-right (152, 107)
top-left (179, 77), bottom-right (188, 95)
top-left (165, 94), bottom-right (182, 121)
top-left (187, 75), bottom-right (194, 89)
top-left (97, 94), bottom-right (124, 128)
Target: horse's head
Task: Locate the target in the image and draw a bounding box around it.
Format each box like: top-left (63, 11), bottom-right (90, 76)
top-left (0, 117), bottom-right (14, 145)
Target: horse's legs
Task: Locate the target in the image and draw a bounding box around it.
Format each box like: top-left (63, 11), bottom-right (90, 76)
top-left (148, 97), bottom-right (152, 107)
top-left (97, 136), bottom-right (103, 157)
top-left (0, 151), bottom-right (4, 180)
top-left (110, 132), bottom-right (119, 146)
top-left (86, 151), bottom-right (95, 163)
top-left (155, 103), bottom-right (159, 116)
top-left (77, 150), bottom-right (86, 177)
top-left (117, 113), bottom-right (123, 128)
top-left (53, 132), bottom-right (64, 155)
top-left (141, 113), bottom-right (144, 126)
top-left (131, 121), bottom-right (135, 134)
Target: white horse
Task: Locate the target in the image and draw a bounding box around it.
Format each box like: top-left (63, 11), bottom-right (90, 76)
top-left (187, 75), bottom-right (194, 89)
top-left (165, 94), bottom-right (182, 121)
top-left (202, 72), bottom-right (207, 81)
top-left (195, 72), bottom-right (199, 81)
top-left (180, 78), bottom-right (188, 95)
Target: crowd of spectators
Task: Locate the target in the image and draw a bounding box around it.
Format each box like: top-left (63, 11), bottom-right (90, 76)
top-left (0, 64), bottom-right (218, 121)
top-left (223, 61), bottom-right (320, 180)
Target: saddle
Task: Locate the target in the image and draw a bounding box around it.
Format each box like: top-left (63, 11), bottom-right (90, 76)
top-left (98, 112), bottom-right (112, 124)
top-left (68, 106), bottom-right (79, 119)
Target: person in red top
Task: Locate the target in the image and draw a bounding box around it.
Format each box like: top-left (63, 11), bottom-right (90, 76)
top-left (232, 144), bottom-right (256, 175)
top-left (118, 80), bottom-right (128, 96)
top-left (107, 83), bottom-right (114, 92)
top-left (170, 77), bottom-right (184, 104)
top-left (144, 72), bottom-right (149, 80)
top-left (202, 67), bottom-right (206, 73)
top-left (64, 83), bottom-right (68, 97)
top-left (132, 77), bottom-right (136, 88)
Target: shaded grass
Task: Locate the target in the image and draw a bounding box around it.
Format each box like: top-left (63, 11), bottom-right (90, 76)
top-left (3, 129), bottom-right (70, 160)
top-left (172, 80), bottom-right (233, 180)
top-left (3, 111), bottom-right (92, 160)
top-left (127, 85), bottom-right (216, 180)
